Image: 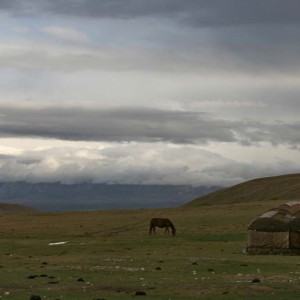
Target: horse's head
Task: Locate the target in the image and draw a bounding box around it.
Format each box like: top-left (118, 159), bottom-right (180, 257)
top-left (171, 227), bottom-right (176, 236)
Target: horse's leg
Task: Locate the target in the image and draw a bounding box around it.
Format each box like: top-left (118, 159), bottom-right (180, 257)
top-left (150, 225), bottom-right (156, 235)
top-left (165, 226), bottom-right (169, 234)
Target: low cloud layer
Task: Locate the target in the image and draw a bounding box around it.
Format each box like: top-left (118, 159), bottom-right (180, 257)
top-left (0, 143), bottom-right (299, 187)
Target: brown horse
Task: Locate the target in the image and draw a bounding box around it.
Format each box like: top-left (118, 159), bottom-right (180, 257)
top-left (149, 218), bottom-right (176, 236)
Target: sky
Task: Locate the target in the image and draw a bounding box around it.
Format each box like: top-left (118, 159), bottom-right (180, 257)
top-left (0, 0), bottom-right (300, 187)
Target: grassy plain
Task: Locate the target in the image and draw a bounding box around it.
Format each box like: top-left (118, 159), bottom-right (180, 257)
top-left (1, 200), bottom-right (300, 299)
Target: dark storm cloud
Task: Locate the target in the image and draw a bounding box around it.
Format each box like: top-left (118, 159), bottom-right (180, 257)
top-left (236, 121), bottom-right (300, 147)
top-left (0, 106), bottom-right (299, 147)
top-left (2, 0), bottom-right (300, 26)
top-left (0, 106), bottom-right (235, 143)
top-left (181, 0), bottom-right (300, 27)
top-left (2, 1), bottom-right (300, 76)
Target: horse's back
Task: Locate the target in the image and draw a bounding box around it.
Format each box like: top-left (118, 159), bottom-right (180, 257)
top-left (150, 218), bottom-right (171, 227)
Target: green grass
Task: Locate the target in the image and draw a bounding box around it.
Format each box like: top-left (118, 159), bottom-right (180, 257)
top-left (1, 202), bottom-right (300, 299)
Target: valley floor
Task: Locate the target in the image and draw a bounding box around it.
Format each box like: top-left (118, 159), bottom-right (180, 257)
top-left (0, 200), bottom-right (300, 299)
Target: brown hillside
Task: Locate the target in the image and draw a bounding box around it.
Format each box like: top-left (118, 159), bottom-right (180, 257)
top-left (184, 173), bottom-right (300, 206)
top-left (0, 203), bottom-right (38, 213)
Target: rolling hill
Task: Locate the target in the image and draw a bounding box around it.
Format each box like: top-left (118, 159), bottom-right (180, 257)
top-left (0, 203), bottom-right (38, 213)
top-left (184, 173), bottom-right (300, 207)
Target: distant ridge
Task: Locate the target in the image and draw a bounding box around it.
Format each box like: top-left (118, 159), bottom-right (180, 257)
top-left (0, 203), bottom-right (37, 213)
top-left (0, 182), bottom-right (220, 211)
top-left (184, 173), bottom-right (300, 206)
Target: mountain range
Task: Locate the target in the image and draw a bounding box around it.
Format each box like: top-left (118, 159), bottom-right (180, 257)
top-left (0, 181), bottom-right (220, 211)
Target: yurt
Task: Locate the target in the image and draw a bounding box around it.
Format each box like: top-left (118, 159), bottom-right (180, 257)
top-left (247, 201), bottom-right (300, 255)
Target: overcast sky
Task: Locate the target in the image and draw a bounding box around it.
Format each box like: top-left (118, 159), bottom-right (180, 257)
top-left (0, 0), bottom-right (300, 187)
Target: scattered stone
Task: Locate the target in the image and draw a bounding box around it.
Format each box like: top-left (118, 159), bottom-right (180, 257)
top-left (77, 277), bottom-right (85, 282)
top-left (192, 262), bottom-right (198, 265)
top-left (40, 274), bottom-right (48, 277)
top-left (49, 241), bottom-right (69, 246)
top-left (135, 291), bottom-right (147, 296)
top-left (28, 275), bottom-right (39, 279)
top-left (207, 268), bottom-right (214, 272)
top-left (30, 296), bottom-right (41, 300)
top-left (222, 291), bottom-right (229, 295)
top-left (48, 281), bottom-right (59, 284)
top-left (155, 267), bottom-right (161, 271)
top-left (252, 278), bottom-right (261, 283)
top-left (48, 276), bottom-right (55, 279)
top-left (240, 264), bottom-right (248, 267)
top-left (41, 262), bottom-right (48, 265)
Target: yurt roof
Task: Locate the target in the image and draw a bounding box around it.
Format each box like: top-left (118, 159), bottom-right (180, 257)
top-left (276, 201), bottom-right (300, 215)
top-left (248, 201), bottom-right (300, 232)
